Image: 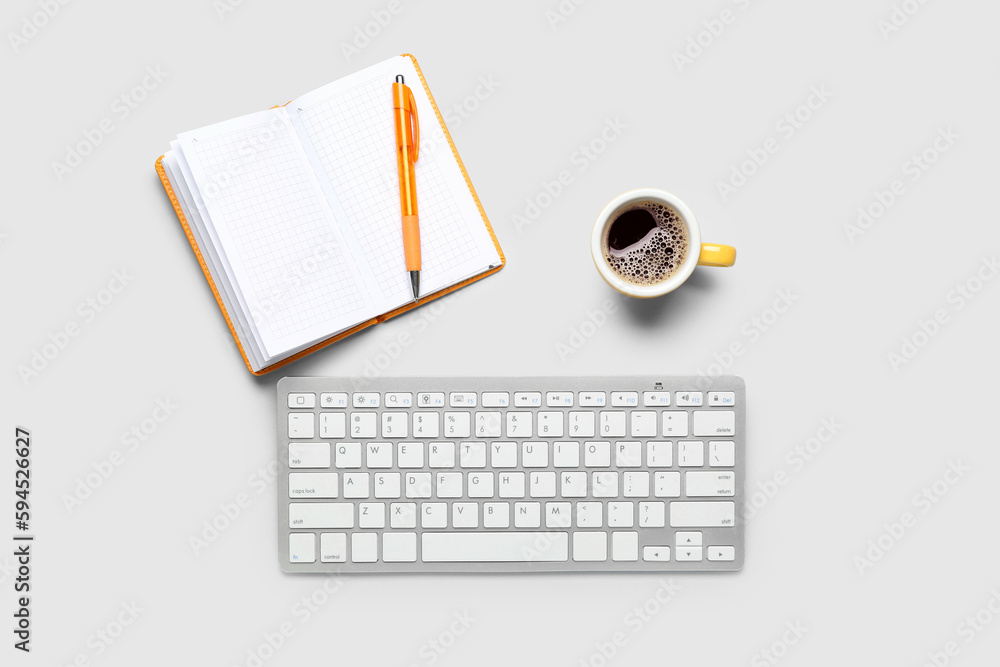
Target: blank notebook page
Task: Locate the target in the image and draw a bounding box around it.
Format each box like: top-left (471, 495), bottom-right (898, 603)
top-left (292, 55), bottom-right (501, 308)
top-left (176, 109), bottom-right (374, 357)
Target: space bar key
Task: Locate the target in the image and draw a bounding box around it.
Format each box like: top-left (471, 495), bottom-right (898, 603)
top-left (421, 532), bottom-right (568, 562)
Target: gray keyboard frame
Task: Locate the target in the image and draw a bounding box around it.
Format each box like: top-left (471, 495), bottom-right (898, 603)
top-left (277, 375), bottom-right (745, 574)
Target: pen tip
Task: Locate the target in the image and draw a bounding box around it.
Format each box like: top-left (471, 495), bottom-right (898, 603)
top-left (410, 271), bottom-right (420, 302)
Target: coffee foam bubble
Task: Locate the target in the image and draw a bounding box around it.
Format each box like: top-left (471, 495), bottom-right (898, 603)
top-left (604, 202), bottom-right (688, 286)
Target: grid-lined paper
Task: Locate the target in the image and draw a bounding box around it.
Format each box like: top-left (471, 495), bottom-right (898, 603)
top-left (298, 74), bottom-right (478, 299)
top-left (183, 117), bottom-right (367, 344)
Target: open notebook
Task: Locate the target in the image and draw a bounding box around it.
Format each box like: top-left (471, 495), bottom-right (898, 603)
top-left (157, 55), bottom-right (504, 374)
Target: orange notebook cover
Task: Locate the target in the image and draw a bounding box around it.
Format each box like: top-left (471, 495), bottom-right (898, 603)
top-left (156, 54), bottom-right (504, 375)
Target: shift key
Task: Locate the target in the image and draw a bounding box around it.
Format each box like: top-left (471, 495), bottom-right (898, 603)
top-left (670, 501), bottom-right (735, 527)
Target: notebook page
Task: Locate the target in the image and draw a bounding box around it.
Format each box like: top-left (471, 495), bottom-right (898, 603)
top-left (177, 108), bottom-right (377, 358)
top-left (290, 56), bottom-right (501, 309)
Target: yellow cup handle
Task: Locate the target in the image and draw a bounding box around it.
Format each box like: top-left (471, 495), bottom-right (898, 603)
top-left (698, 243), bottom-right (737, 267)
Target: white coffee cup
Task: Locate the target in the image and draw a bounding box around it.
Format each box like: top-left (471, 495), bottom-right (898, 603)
top-left (591, 189), bottom-right (736, 298)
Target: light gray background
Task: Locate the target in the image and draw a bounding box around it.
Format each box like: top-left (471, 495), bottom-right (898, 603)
top-left (3, 0), bottom-right (999, 665)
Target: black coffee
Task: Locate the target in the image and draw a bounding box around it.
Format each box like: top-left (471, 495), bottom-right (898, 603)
top-left (604, 201), bottom-right (688, 285)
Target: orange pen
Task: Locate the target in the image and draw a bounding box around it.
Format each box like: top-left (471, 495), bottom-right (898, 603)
top-left (392, 74), bottom-right (421, 301)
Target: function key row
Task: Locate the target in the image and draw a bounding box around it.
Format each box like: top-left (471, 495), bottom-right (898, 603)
top-left (288, 391), bottom-right (738, 410)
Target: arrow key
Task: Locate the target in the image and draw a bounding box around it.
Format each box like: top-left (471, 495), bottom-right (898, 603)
top-left (642, 546), bottom-right (671, 562)
top-left (675, 531), bottom-right (703, 548)
top-left (675, 546), bottom-right (703, 561)
top-left (708, 546), bottom-right (736, 562)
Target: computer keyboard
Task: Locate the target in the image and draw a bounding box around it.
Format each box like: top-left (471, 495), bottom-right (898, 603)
top-left (277, 376), bottom-right (745, 573)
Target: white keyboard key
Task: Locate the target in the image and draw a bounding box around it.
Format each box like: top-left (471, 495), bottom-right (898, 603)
top-left (639, 501), bottom-right (666, 527)
top-left (289, 472), bottom-right (337, 498)
top-left (514, 502), bottom-right (541, 528)
top-left (381, 412), bottom-right (408, 438)
top-left (576, 502), bottom-right (602, 527)
top-left (460, 442), bottom-right (487, 468)
top-left (630, 411), bottom-right (657, 437)
top-left (353, 392), bottom-right (380, 408)
top-left (608, 501), bottom-right (634, 527)
top-left (676, 546), bottom-right (703, 561)
top-left (449, 392), bottom-right (477, 407)
top-left (616, 441), bottom-right (642, 467)
top-left (670, 501), bottom-right (736, 527)
top-left (646, 441), bottom-right (672, 467)
top-left (611, 392), bottom-right (638, 407)
top-left (482, 392), bottom-right (510, 407)
top-left (693, 411), bottom-right (736, 437)
top-left (350, 413), bottom-right (376, 439)
top-left (498, 471), bottom-right (526, 498)
top-left (383, 533), bottom-right (417, 562)
top-left (351, 533), bottom-right (378, 562)
top-left (676, 531), bottom-right (703, 547)
top-left (568, 411), bottom-right (596, 438)
top-left (553, 441), bottom-right (580, 467)
top-left (573, 532), bottom-right (607, 561)
top-left (288, 442), bottom-right (329, 468)
top-left (443, 412), bottom-right (471, 438)
top-left (530, 471), bottom-right (556, 498)
top-left (612, 532), bottom-right (639, 561)
top-left (365, 442), bottom-right (392, 468)
top-left (623, 472), bottom-right (650, 497)
top-left (288, 393), bottom-right (316, 409)
top-left (452, 502), bottom-right (478, 528)
top-left (678, 441), bottom-right (704, 467)
top-left (686, 471), bottom-right (735, 497)
top-left (342, 472), bottom-right (369, 498)
top-left (600, 411), bottom-right (626, 437)
top-left (654, 471), bottom-right (681, 497)
top-left (675, 392), bottom-right (703, 407)
top-left (561, 471), bottom-right (587, 498)
top-left (320, 392), bottom-right (348, 408)
top-left (412, 412), bottom-right (439, 438)
top-left (491, 442), bottom-right (518, 468)
top-left (585, 441), bottom-right (611, 467)
top-left (320, 533), bottom-right (347, 563)
top-left (320, 413), bottom-right (346, 439)
top-left (592, 472), bottom-right (619, 498)
top-left (484, 502), bottom-right (510, 528)
top-left (468, 472), bottom-right (494, 498)
top-left (661, 412), bottom-right (688, 437)
top-left (428, 442), bottom-right (455, 468)
top-left (385, 392), bottom-right (412, 408)
top-left (359, 502), bottom-right (385, 528)
top-left (417, 392), bottom-right (445, 408)
top-left (397, 442), bottom-right (424, 468)
top-left (475, 411), bottom-right (502, 438)
top-left (506, 412), bottom-right (532, 438)
top-left (421, 502), bottom-right (448, 528)
top-left (642, 392), bottom-right (670, 407)
top-left (578, 392), bottom-right (606, 407)
top-left (436, 472), bottom-right (463, 498)
top-left (373, 472), bottom-right (401, 499)
top-left (405, 472), bottom-right (432, 498)
top-left (289, 503), bottom-right (353, 529)
top-left (335, 442), bottom-right (362, 469)
top-left (546, 502), bottom-right (573, 528)
top-left (421, 532), bottom-right (568, 562)
top-left (514, 392), bottom-right (542, 407)
top-left (709, 441), bottom-right (736, 467)
top-left (522, 442), bottom-right (548, 467)
top-left (390, 502), bottom-right (417, 528)
top-left (708, 546), bottom-right (736, 561)
top-left (709, 392), bottom-right (736, 407)
top-left (288, 413), bottom-right (315, 439)
top-left (537, 411), bottom-right (564, 437)
top-left (546, 392), bottom-right (574, 407)
top-left (643, 546), bottom-right (670, 562)
top-left (289, 533), bottom-right (315, 563)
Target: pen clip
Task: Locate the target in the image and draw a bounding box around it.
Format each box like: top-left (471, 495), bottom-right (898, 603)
top-left (407, 85), bottom-right (419, 162)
